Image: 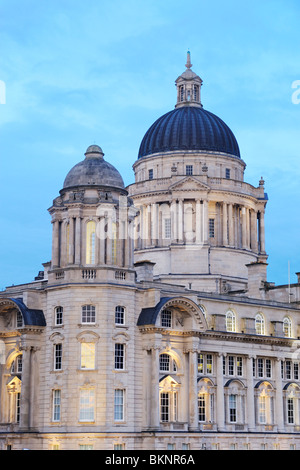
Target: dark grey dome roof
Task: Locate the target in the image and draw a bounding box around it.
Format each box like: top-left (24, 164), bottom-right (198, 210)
top-left (138, 106), bottom-right (240, 159)
top-left (63, 145), bottom-right (124, 190)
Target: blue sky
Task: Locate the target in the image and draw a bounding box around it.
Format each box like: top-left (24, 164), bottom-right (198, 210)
top-left (0, 0), bottom-right (299, 289)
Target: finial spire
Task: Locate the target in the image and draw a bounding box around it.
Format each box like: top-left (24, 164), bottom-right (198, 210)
top-left (185, 50), bottom-right (192, 69)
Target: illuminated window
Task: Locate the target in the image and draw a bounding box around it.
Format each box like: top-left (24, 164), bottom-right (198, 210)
top-left (226, 311), bottom-right (236, 332)
top-left (79, 388), bottom-right (95, 422)
top-left (160, 391), bottom-right (178, 422)
top-left (11, 355), bottom-right (22, 374)
top-left (52, 390), bottom-right (61, 422)
top-left (114, 389), bottom-right (125, 421)
top-left (80, 343), bottom-right (95, 369)
top-left (256, 382), bottom-right (274, 425)
top-left (115, 306), bottom-right (125, 325)
top-left (79, 445), bottom-right (93, 450)
top-left (81, 305), bottom-right (95, 324)
top-left (283, 317), bottom-right (292, 337)
top-left (86, 220), bottom-right (96, 265)
top-left (55, 306), bottom-right (63, 325)
top-left (255, 313), bottom-right (265, 335)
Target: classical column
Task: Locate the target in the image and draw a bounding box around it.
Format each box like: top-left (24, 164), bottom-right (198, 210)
top-left (195, 199), bottom-right (201, 244)
top-left (171, 200), bottom-right (177, 243)
top-left (68, 217), bottom-right (75, 264)
top-left (216, 353), bottom-right (225, 431)
top-left (250, 210), bottom-right (258, 252)
top-left (19, 346), bottom-right (32, 430)
top-left (151, 203), bottom-right (158, 245)
top-left (202, 199), bottom-right (208, 244)
top-left (75, 217), bottom-right (81, 265)
top-left (246, 355), bottom-right (255, 431)
top-left (259, 210), bottom-right (266, 253)
top-left (223, 202), bottom-right (228, 246)
top-left (188, 348), bottom-right (199, 430)
top-left (178, 199), bottom-right (184, 242)
top-left (275, 358), bottom-right (284, 432)
top-left (242, 206), bottom-right (247, 249)
top-left (51, 220), bottom-right (60, 268)
top-left (228, 204), bottom-right (234, 247)
top-left (150, 347), bottom-right (160, 430)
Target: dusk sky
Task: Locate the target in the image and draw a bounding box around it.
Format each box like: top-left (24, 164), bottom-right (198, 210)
top-left (0, 0), bottom-right (299, 289)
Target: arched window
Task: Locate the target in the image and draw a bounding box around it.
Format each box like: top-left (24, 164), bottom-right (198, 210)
top-left (198, 378), bottom-right (214, 424)
top-left (255, 313), bottom-right (265, 335)
top-left (180, 85), bottom-right (184, 102)
top-left (159, 353), bottom-right (177, 373)
top-left (284, 383), bottom-right (300, 425)
top-left (225, 380), bottom-right (246, 424)
top-left (193, 85), bottom-right (199, 101)
top-left (55, 306), bottom-right (63, 326)
top-left (226, 311), bottom-right (236, 332)
top-left (283, 317), bottom-right (292, 338)
top-left (86, 220), bottom-right (96, 265)
top-left (255, 382), bottom-right (274, 425)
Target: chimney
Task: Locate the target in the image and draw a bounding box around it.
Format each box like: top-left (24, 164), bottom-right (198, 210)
top-left (246, 260), bottom-right (268, 298)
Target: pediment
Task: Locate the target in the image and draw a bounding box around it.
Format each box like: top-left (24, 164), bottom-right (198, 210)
top-left (168, 176), bottom-right (210, 193)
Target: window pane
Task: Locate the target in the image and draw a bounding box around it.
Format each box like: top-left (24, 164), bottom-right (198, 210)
top-left (82, 305), bottom-right (95, 323)
top-left (115, 343), bottom-right (124, 369)
top-left (115, 306), bottom-right (125, 325)
top-left (81, 343), bottom-right (95, 369)
top-left (79, 389), bottom-right (95, 421)
top-left (53, 390), bottom-right (61, 422)
top-left (114, 389), bottom-right (124, 421)
top-left (161, 309), bottom-right (172, 328)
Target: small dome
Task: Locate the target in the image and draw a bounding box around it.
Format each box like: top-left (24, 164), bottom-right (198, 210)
top-left (63, 145), bottom-right (124, 190)
top-left (138, 106), bottom-right (240, 159)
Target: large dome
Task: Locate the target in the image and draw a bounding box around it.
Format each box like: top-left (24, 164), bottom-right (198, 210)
top-left (138, 106), bottom-right (240, 159)
top-left (63, 145), bottom-right (124, 190)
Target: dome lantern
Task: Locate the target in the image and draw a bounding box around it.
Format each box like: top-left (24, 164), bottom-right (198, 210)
top-left (175, 51), bottom-right (203, 108)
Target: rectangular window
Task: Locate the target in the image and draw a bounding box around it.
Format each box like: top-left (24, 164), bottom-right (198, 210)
top-left (148, 169), bottom-right (153, 180)
top-left (114, 389), bottom-right (124, 421)
top-left (229, 394), bottom-right (237, 422)
top-left (186, 165), bottom-right (193, 175)
top-left (81, 305), bottom-right (96, 324)
top-left (225, 168), bottom-right (231, 179)
top-left (164, 218), bottom-right (171, 239)
top-left (16, 311), bottom-right (23, 328)
top-left (115, 306), bottom-right (125, 325)
top-left (16, 393), bottom-right (21, 423)
top-left (209, 218), bottom-right (215, 238)
top-left (237, 357), bottom-right (243, 376)
top-left (53, 390), bottom-right (61, 422)
top-left (160, 392), bottom-right (169, 422)
top-left (258, 358), bottom-right (264, 377)
top-left (228, 356), bottom-right (234, 376)
top-left (294, 363), bottom-right (299, 380)
top-left (198, 353), bottom-right (204, 374)
top-left (55, 306), bottom-right (63, 325)
top-left (206, 354), bottom-right (213, 374)
top-left (286, 360), bottom-right (292, 380)
top-left (80, 343), bottom-right (95, 369)
top-left (259, 396), bottom-right (266, 424)
top-left (54, 344), bottom-right (62, 370)
top-left (287, 398), bottom-right (295, 424)
top-left (161, 309), bottom-right (172, 328)
top-left (198, 393), bottom-right (206, 422)
top-left (266, 359), bottom-right (272, 378)
top-left (115, 343), bottom-right (124, 370)
top-left (79, 388), bottom-right (95, 422)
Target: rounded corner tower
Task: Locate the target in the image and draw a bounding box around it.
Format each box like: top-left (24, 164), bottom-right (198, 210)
top-left (48, 144), bottom-right (136, 285)
top-left (128, 52), bottom-right (268, 292)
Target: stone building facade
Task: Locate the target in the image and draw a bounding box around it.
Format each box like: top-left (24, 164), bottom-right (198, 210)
top-left (0, 53), bottom-right (300, 450)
